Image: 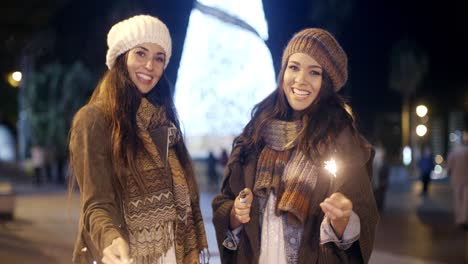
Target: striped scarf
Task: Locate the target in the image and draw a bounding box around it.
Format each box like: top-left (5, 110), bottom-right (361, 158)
top-left (123, 98), bottom-right (208, 264)
top-left (253, 119), bottom-right (319, 226)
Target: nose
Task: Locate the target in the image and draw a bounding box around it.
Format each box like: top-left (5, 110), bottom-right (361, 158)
top-left (294, 70), bottom-right (307, 84)
top-left (145, 59), bottom-right (154, 71)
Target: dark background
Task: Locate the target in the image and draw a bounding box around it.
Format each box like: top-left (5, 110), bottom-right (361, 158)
top-left (1, 0), bottom-right (467, 161)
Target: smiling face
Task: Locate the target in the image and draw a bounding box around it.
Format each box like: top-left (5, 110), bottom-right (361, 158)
top-left (126, 42), bottom-right (166, 94)
top-left (282, 53), bottom-right (323, 111)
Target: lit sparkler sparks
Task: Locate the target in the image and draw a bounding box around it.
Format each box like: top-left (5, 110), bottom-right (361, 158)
top-left (324, 159), bottom-right (337, 177)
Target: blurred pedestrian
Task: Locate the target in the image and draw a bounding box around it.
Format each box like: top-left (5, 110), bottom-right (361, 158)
top-left (68, 15), bottom-right (208, 264)
top-left (31, 146), bottom-right (45, 186)
top-left (220, 148), bottom-right (229, 168)
top-left (418, 147), bottom-right (434, 196)
top-left (447, 129), bottom-right (468, 229)
top-left (373, 144), bottom-right (390, 212)
top-left (212, 28), bottom-right (378, 263)
top-left (207, 151), bottom-right (218, 186)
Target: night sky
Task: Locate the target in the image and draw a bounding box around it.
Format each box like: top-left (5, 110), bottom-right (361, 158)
top-left (1, 0), bottom-right (467, 137)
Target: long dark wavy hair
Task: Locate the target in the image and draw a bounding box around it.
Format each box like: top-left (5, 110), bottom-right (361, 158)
top-left (233, 64), bottom-right (357, 163)
top-left (69, 53), bottom-right (196, 193)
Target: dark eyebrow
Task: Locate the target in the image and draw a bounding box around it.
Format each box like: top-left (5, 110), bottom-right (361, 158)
top-left (135, 45), bottom-right (149, 51)
top-left (134, 45), bottom-right (166, 56)
top-left (289, 60), bottom-right (322, 69)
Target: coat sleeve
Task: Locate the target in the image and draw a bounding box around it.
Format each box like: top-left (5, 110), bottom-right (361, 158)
top-left (70, 105), bottom-right (125, 254)
top-left (212, 143), bottom-right (259, 263)
top-left (212, 154), bottom-right (238, 262)
top-left (333, 128), bottom-right (379, 263)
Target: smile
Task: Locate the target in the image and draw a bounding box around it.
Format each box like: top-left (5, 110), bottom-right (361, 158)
top-left (136, 73), bottom-right (153, 81)
top-left (292, 88), bottom-right (310, 98)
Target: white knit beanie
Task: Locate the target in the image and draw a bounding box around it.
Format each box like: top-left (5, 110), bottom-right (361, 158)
top-left (105, 15), bottom-right (172, 69)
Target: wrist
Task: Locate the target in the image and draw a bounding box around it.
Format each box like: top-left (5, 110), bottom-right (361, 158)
top-left (330, 217), bottom-right (349, 239)
top-left (229, 206), bottom-right (242, 229)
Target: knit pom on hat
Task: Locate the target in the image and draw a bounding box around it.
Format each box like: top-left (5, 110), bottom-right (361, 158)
top-left (281, 28), bottom-right (348, 91)
top-left (106, 15), bottom-right (172, 69)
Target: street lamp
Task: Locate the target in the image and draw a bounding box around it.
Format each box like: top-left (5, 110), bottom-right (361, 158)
top-left (416, 105), bottom-right (428, 117)
top-left (12, 71), bottom-right (22, 82)
top-left (416, 124), bottom-right (427, 137)
top-left (7, 71), bottom-right (22, 87)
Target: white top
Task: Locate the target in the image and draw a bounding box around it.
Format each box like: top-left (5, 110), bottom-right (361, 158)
top-left (224, 193), bottom-right (361, 263)
top-left (259, 192), bottom-right (288, 264)
top-left (258, 192), bottom-right (360, 263)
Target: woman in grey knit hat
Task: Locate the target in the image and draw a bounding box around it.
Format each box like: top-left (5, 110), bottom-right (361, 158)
top-left (69, 15), bottom-right (208, 264)
top-left (212, 28), bottom-right (378, 263)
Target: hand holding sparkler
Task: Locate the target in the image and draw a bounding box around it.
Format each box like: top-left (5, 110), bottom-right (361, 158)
top-left (230, 188), bottom-right (253, 229)
top-left (321, 158), bottom-right (353, 239)
top-left (319, 193), bottom-right (353, 239)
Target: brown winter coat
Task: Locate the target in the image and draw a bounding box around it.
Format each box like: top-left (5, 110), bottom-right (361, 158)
top-left (212, 127), bottom-right (379, 264)
top-left (69, 104), bottom-right (128, 264)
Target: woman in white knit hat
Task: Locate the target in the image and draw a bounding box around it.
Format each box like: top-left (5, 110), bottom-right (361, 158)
top-left (69, 15), bottom-right (208, 264)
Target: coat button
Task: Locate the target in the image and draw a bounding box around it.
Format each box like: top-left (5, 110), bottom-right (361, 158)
top-left (289, 237), bottom-right (297, 244)
top-left (81, 247), bottom-right (87, 252)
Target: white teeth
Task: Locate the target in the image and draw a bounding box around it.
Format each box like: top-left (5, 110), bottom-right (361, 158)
top-left (293, 88), bottom-right (310, 96)
top-left (137, 73), bottom-right (152, 80)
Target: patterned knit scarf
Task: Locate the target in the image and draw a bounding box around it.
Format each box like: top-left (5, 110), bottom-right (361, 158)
top-left (123, 98), bottom-right (208, 264)
top-left (253, 119), bottom-right (319, 226)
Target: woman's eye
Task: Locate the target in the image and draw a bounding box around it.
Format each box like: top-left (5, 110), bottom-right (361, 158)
top-left (311, 71), bottom-right (322, 76)
top-left (288, 65), bottom-right (299, 71)
top-left (136, 51), bottom-right (146, 57)
top-left (155, 56), bottom-right (165, 63)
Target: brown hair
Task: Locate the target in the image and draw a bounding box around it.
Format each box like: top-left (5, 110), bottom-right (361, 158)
top-left (232, 65), bottom-right (356, 163)
top-left (69, 53), bottom-right (196, 194)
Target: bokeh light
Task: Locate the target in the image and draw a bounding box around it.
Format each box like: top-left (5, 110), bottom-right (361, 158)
top-left (416, 124), bottom-right (427, 137)
top-left (416, 105), bottom-right (428, 117)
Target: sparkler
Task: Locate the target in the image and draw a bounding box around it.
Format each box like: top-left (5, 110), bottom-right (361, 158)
top-left (324, 158), bottom-right (338, 193)
top-left (239, 190), bottom-right (247, 203)
top-left (324, 159), bottom-right (337, 177)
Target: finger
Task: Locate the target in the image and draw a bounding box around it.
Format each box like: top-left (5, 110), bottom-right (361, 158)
top-left (324, 195), bottom-right (352, 210)
top-left (116, 241), bottom-right (131, 263)
top-left (322, 202), bottom-right (346, 218)
top-left (237, 215), bottom-right (251, 223)
top-left (234, 207), bottom-right (251, 223)
top-left (235, 209), bottom-right (251, 217)
top-left (105, 243), bottom-right (128, 264)
top-left (320, 202), bottom-right (350, 220)
top-left (320, 202), bottom-right (335, 218)
top-left (235, 202), bottom-right (251, 210)
top-left (324, 199), bottom-right (352, 212)
top-left (102, 254), bottom-right (119, 264)
top-left (331, 192), bottom-right (351, 205)
top-left (102, 255), bottom-right (110, 264)
top-left (329, 192), bottom-right (345, 200)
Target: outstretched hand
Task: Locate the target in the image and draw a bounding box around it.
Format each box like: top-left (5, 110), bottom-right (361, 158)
top-left (102, 237), bottom-right (133, 264)
top-left (320, 192), bottom-right (353, 239)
